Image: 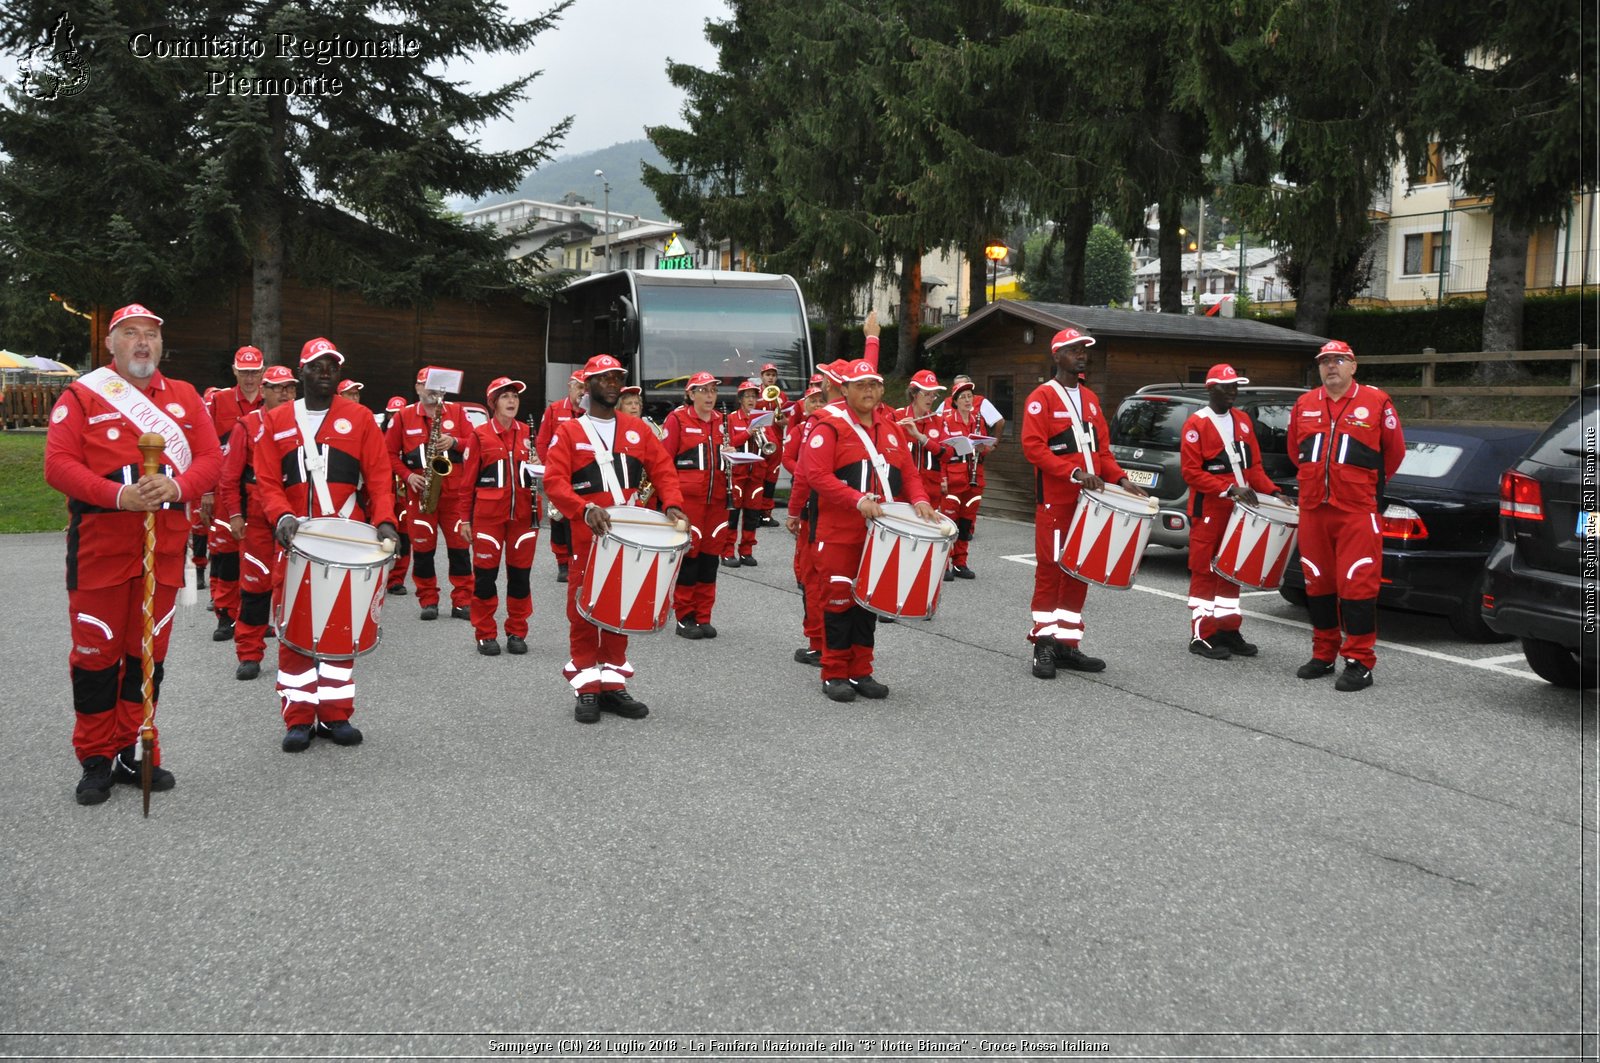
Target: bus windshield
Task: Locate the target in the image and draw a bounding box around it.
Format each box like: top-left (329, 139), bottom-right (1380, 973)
top-left (638, 285), bottom-right (809, 392)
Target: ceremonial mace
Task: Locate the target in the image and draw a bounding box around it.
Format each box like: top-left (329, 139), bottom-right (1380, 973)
top-left (135, 433), bottom-right (166, 817)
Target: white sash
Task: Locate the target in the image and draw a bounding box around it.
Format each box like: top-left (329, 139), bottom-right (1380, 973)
top-left (1199, 408), bottom-right (1247, 488)
top-left (577, 416), bottom-right (627, 507)
top-left (78, 367), bottom-right (193, 472)
top-left (1046, 380), bottom-right (1094, 471)
top-left (823, 406), bottom-right (896, 502)
top-left (293, 401), bottom-right (355, 518)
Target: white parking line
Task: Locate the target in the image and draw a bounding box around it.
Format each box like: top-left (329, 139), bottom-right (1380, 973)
top-left (1001, 554), bottom-right (1542, 683)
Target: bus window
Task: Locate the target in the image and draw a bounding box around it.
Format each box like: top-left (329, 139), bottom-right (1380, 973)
top-left (637, 286), bottom-right (809, 391)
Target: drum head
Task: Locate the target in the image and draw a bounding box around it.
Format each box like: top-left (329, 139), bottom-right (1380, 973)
top-left (603, 506), bottom-right (690, 549)
top-left (1088, 486), bottom-right (1159, 518)
top-left (1244, 494), bottom-right (1300, 525)
top-left (292, 517), bottom-right (388, 565)
top-left (873, 501), bottom-right (956, 541)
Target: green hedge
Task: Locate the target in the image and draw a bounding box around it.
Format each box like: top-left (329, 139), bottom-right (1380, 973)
top-left (1249, 290), bottom-right (1597, 354)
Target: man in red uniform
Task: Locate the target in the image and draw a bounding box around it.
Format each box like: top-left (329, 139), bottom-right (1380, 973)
top-left (1179, 363), bottom-right (1290, 660)
top-left (543, 355), bottom-right (687, 723)
top-left (662, 371), bottom-right (734, 638)
top-left (218, 364), bottom-right (298, 680)
top-left (379, 395), bottom-right (411, 593)
top-left (44, 303), bottom-right (224, 805)
top-left (722, 379), bottom-right (769, 568)
top-left (800, 358), bottom-right (939, 702)
top-left (255, 338), bottom-right (399, 751)
top-left (783, 384), bottom-right (830, 666)
top-left (752, 363), bottom-right (789, 527)
top-left (464, 376), bottom-right (540, 657)
top-left (386, 367), bottom-right (474, 620)
top-left (1020, 328), bottom-right (1149, 679)
top-left (1287, 339), bottom-right (1405, 691)
top-left (536, 371), bottom-right (587, 583)
top-left (202, 345), bottom-right (265, 641)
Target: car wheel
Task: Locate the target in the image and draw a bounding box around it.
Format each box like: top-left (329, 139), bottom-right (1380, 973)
top-left (1520, 637), bottom-right (1596, 689)
top-left (1449, 603), bottom-right (1516, 643)
top-left (1278, 586), bottom-right (1308, 608)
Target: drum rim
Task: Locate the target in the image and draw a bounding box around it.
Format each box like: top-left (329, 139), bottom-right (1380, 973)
top-left (289, 517), bottom-right (392, 568)
top-left (870, 500), bottom-right (958, 540)
top-left (1080, 485), bottom-right (1159, 517)
top-left (1237, 495), bottom-right (1300, 523)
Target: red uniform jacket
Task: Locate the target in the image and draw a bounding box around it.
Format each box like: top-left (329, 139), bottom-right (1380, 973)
top-left (1020, 380), bottom-right (1125, 505)
top-left (465, 418), bottom-right (538, 527)
top-left (535, 397), bottom-right (583, 462)
top-left (386, 401), bottom-right (474, 488)
top-left (253, 398), bottom-right (397, 529)
top-left (210, 385), bottom-right (263, 465)
top-left (543, 412), bottom-right (685, 519)
top-left (893, 404), bottom-right (953, 474)
top-left (661, 405), bottom-right (731, 509)
top-left (1288, 383), bottom-right (1405, 513)
top-left (44, 371), bottom-right (223, 590)
top-left (1179, 407), bottom-right (1282, 519)
top-left (217, 409), bottom-right (267, 521)
top-left (800, 404), bottom-right (929, 545)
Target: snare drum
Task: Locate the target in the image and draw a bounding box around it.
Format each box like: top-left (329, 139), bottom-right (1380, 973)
top-left (853, 502), bottom-right (958, 620)
top-left (1057, 486), bottom-right (1158, 589)
top-left (1212, 494), bottom-right (1300, 590)
top-left (576, 506), bottom-right (691, 635)
top-left (274, 517), bottom-right (395, 660)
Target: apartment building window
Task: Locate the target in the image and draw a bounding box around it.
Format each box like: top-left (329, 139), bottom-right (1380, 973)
top-left (1423, 142), bottom-right (1445, 185)
top-left (636, 248), bottom-right (645, 269)
top-left (1403, 231), bottom-right (1446, 275)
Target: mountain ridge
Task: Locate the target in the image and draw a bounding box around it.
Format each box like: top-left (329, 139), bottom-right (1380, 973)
top-left (470, 139), bottom-right (672, 222)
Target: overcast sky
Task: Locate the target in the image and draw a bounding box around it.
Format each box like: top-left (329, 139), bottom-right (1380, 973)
top-left (453, 0), bottom-right (732, 159)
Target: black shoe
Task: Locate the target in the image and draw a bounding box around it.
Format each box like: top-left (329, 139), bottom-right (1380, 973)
top-left (212, 610), bottom-right (235, 642)
top-left (1031, 641), bottom-right (1057, 680)
top-left (698, 622), bottom-right (718, 639)
top-left (1335, 660), bottom-right (1374, 692)
top-left (450, 605), bottom-right (471, 620)
top-left (388, 584), bottom-right (408, 596)
top-left (194, 569), bottom-right (208, 591)
top-left (1054, 644), bottom-right (1107, 673)
top-left (740, 555), bottom-right (758, 567)
top-left (419, 605), bottom-right (439, 621)
top-left (953, 565), bottom-right (976, 580)
top-left (1188, 637), bottom-right (1232, 660)
top-left (675, 619), bottom-right (703, 640)
top-left (1296, 657), bottom-right (1336, 680)
top-left (823, 678), bottom-right (857, 702)
top-left (759, 515), bottom-right (779, 528)
top-left (235, 659), bottom-right (261, 681)
top-left (505, 635), bottom-right (528, 655)
top-left (477, 638), bottom-right (501, 656)
top-left (880, 616), bottom-right (896, 624)
top-left (849, 675), bottom-right (889, 699)
top-left (598, 689), bottom-right (649, 719)
top-left (557, 563), bottom-right (569, 584)
top-left (75, 756), bottom-right (114, 806)
top-left (282, 724), bottom-right (314, 753)
top-left (943, 567), bottom-right (956, 582)
top-left (574, 692), bottom-right (601, 724)
top-left (112, 749), bottom-right (175, 792)
top-left (794, 647), bottom-right (822, 667)
top-left (721, 556), bottom-right (741, 569)
top-left (1213, 629), bottom-right (1259, 656)
top-left (315, 719), bottom-right (363, 746)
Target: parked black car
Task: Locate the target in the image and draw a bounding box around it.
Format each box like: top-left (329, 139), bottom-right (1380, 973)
top-left (1278, 423), bottom-right (1540, 641)
top-left (1482, 389), bottom-right (1599, 687)
top-left (1108, 383), bottom-right (1305, 549)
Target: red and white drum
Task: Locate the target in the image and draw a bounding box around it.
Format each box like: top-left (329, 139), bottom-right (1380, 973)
top-left (577, 506), bottom-right (691, 635)
top-left (1057, 485), bottom-right (1158, 589)
top-left (274, 517), bottom-right (395, 660)
top-left (1212, 494), bottom-right (1300, 590)
top-left (853, 501), bottom-right (958, 620)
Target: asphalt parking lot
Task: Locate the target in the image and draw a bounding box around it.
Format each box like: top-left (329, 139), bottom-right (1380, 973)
top-left (1, 514), bottom-right (1593, 1059)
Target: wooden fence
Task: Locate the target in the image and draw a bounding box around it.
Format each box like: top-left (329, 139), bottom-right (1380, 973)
top-left (1357, 345), bottom-right (1596, 422)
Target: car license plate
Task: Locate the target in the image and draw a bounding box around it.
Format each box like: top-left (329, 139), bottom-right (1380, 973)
top-left (1124, 469), bottom-right (1157, 488)
top-left (1578, 511), bottom-right (1598, 538)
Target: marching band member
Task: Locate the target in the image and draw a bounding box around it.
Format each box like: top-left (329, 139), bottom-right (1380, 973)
top-left (1021, 328), bottom-right (1148, 679)
top-left (380, 395), bottom-right (411, 595)
top-left (940, 379), bottom-right (990, 580)
top-left (782, 382), bottom-right (830, 666)
top-left (386, 367), bottom-right (475, 620)
top-left (751, 363), bottom-right (788, 528)
top-left (723, 379), bottom-right (769, 567)
top-left (190, 388), bottom-right (220, 593)
top-left (536, 371), bottom-right (587, 583)
top-left (464, 377), bottom-right (540, 657)
top-left (938, 373), bottom-right (1008, 442)
top-left (542, 355), bottom-right (687, 724)
top-left (218, 364), bottom-right (298, 681)
top-left (44, 304), bottom-right (223, 805)
top-left (1287, 340), bottom-right (1405, 691)
top-left (661, 372), bottom-right (733, 639)
top-left (255, 338), bottom-right (398, 752)
top-left (800, 358), bottom-right (938, 703)
top-left (1180, 364), bottom-right (1288, 661)
top-left (202, 346), bottom-right (265, 642)
top-left (337, 379), bottom-right (364, 405)
top-left (895, 370), bottom-right (953, 574)
top-left (617, 384), bottom-right (646, 422)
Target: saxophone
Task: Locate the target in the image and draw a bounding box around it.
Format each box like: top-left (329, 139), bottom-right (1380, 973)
top-left (419, 400), bottom-right (453, 513)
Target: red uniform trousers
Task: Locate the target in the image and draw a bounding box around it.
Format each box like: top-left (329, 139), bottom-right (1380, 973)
top-left (188, 505), bottom-right (208, 581)
top-left (942, 464), bottom-right (983, 568)
top-left (1297, 503), bottom-right (1383, 668)
top-left (675, 482), bottom-right (732, 624)
top-left (1030, 498), bottom-right (1090, 648)
top-left (756, 452), bottom-right (781, 514)
top-left (277, 647), bottom-right (356, 727)
top-left (68, 580), bottom-right (178, 765)
top-left (236, 517), bottom-right (283, 664)
top-left (1186, 503), bottom-right (1244, 641)
top-left (387, 493), bottom-right (412, 591)
top-left (205, 512), bottom-right (241, 614)
top-left (814, 537), bottom-right (876, 681)
top-left (563, 520), bottom-right (633, 694)
top-left (794, 518), bottom-right (825, 652)
top-left (404, 489), bottom-right (472, 608)
top-left (471, 517), bottom-right (539, 641)
top-left (727, 464), bottom-right (765, 559)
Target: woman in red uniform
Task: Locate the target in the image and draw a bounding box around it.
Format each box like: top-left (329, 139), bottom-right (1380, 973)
top-left (940, 380), bottom-right (989, 580)
top-left (464, 376), bottom-right (540, 657)
top-left (660, 372), bottom-right (733, 639)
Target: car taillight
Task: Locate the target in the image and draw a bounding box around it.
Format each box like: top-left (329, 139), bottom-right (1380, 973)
top-left (1499, 469), bottom-right (1544, 520)
top-left (1380, 503), bottom-right (1427, 540)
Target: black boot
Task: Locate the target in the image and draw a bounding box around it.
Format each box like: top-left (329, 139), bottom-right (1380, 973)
top-left (75, 756), bottom-right (114, 806)
top-left (212, 609), bottom-right (235, 642)
top-left (1031, 641), bottom-right (1057, 680)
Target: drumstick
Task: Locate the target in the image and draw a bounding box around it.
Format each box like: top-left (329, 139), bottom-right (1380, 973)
top-left (605, 514), bottom-right (691, 534)
top-left (294, 527), bottom-right (399, 553)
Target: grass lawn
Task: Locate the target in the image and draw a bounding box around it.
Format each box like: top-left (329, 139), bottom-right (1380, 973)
top-left (0, 432), bottom-right (66, 534)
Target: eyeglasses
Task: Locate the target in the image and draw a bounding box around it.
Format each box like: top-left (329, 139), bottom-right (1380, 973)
top-left (1315, 356), bottom-right (1352, 367)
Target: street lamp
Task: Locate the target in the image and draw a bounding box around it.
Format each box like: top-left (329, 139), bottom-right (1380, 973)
top-left (594, 168), bottom-right (611, 272)
top-left (984, 241), bottom-right (1008, 304)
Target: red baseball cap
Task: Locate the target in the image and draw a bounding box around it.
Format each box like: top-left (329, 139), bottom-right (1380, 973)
top-left (1317, 339), bottom-right (1355, 360)
top-left (620, 384), bottom-right (642, 396)
top-left (486, 376), bottom-right (526, 400)
top-left (1205, 363), bottom-right (1249, 386)
top-left (233, 346), bottom-right (265, 371)
top-left (1050, 327), bottom-right (1095, 351)
top-left (738, 378), bottom-right (760, 393)
top-left (950, 379), bottom-right (975, 396)
top-left (107, 303), bottom-right (163, 333)
top-left (337, 379), bottom-right (363, 393)
top-left (385, 395), bottom-right (407, 412)
top-left (580, 354), bottom-right (625, 379)
top-left (760, 363), bottom-right (778, 373)
top-left (299, 337), bottom-right (344, 366)
top-left (262, 365), bottom-right (296, 386)
top-left (803, 385), bottom-right (823, 399)
top-left (837, 359), bottom-right (882, 384)
top-left (908, 370), bottom-right (945, 392)
top-left (415, 365), bottom-right (437, 384)
top-left (686, 371), bottom-right (718, 390)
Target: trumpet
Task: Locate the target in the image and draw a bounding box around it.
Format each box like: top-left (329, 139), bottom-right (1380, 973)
top-left (758, 384), bottom-right (782, 456)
